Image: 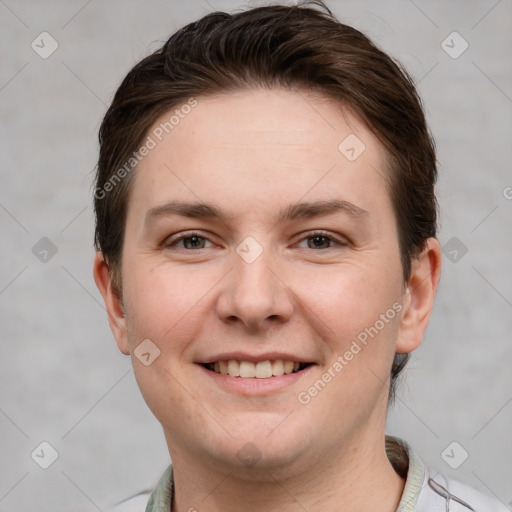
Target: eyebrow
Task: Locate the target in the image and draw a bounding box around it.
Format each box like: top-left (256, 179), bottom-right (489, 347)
top-left (144, 198), bottom-right (369, 227)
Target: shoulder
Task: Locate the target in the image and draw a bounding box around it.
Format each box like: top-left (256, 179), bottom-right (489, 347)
top-left (107, 464), bottom-right (174, 512)
top-left (107, 491), bottom-right (152, 512)
top-left (418, 471), bottom-right (509, 512)
top-left (387, 436), bottom-right (508, 512)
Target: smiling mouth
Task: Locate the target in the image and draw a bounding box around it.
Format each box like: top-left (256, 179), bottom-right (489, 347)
top-left (201, 359), bottom-right (312, 379)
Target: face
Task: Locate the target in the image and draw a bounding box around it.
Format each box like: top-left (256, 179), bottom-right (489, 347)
top-left (95, 88), bottom-right (438, 477)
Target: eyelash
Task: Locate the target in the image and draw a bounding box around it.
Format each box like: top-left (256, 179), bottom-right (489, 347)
top-left (164, 230), bottom-right (347, 251)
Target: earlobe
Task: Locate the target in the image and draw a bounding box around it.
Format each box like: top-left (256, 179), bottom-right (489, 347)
top-left (93, 252), bottom-right (131, 355)
top-left (395, 238), bottom-right (442, 354)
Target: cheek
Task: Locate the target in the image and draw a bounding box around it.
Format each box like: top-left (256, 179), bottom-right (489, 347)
top-left (296, 260), bottom-right (404, 410)
top-left (121, 260), bottom-right (212, 427)
top-left (122, 258), bottom-right (214, 343)
top-left (298, 267), bottom-right (402, 414)
top-left (297, 261), bottom-right (403, 344)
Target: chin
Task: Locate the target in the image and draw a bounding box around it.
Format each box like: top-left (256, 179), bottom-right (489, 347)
top-left (207, 420), bottom-right (312, 473)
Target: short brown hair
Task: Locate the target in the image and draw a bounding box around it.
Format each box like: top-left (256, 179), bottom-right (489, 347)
top-left (94, 0), bottom-right (437, 402)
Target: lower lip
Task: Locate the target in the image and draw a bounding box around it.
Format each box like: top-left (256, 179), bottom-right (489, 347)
top-left (197, 364), bottom-right (315, 395)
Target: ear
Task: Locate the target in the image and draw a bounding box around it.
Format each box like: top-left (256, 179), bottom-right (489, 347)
top-left (93, 251), bottom-right (130, 355)
top-left (396, 238), bottom-right (442, 353)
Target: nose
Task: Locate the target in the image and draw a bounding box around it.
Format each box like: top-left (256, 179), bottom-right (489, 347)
top-left (216, 240), bottom-right (294, 333)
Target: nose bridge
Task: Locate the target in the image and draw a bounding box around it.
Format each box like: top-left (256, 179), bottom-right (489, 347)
top-left (218, 235), bottom-right (293, 330)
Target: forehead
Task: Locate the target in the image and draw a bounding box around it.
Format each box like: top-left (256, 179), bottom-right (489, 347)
top-left (130, 88), bottom-right (392, 223)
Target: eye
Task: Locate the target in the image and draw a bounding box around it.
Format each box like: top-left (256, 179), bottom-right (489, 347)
top-left (164, 230), bottom-right (346, 251)
top-left (164, 232), bottom-right (214, 250)
top-left (297, 231), bottom-right (346, 250)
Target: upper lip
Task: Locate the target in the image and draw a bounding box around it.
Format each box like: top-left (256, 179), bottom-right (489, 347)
top-left (197, 352), bottom-right (315, 364)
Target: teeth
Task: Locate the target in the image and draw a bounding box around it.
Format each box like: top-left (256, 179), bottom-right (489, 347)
top-left (255, 360), bottom-right (273, 378)
top-left (272, 359), bottom-right (284, 376)
top-left (283, 360), bottom-right (294, 374)
top-left (239, 361), bottom-right (255, 378)
top-left (209, 359), bottom-right (306, 378)
top-left (227, 359), bottom-right (240, 377)
top-left (219, 360), bottom-right (228, 375)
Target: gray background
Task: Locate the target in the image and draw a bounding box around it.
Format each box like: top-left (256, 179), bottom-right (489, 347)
top-left (1, 0), bottom-right (511, 510)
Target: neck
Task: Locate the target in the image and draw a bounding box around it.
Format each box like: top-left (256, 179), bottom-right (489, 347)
top-left (168, 430), bottom-right (405, 512)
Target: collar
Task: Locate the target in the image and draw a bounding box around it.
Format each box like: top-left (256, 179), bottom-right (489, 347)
top-left (387, 436), bottom-right (425, 512)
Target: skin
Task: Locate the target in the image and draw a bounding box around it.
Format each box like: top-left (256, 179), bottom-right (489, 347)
top-left (94, 88), bottom-right (442, 512)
